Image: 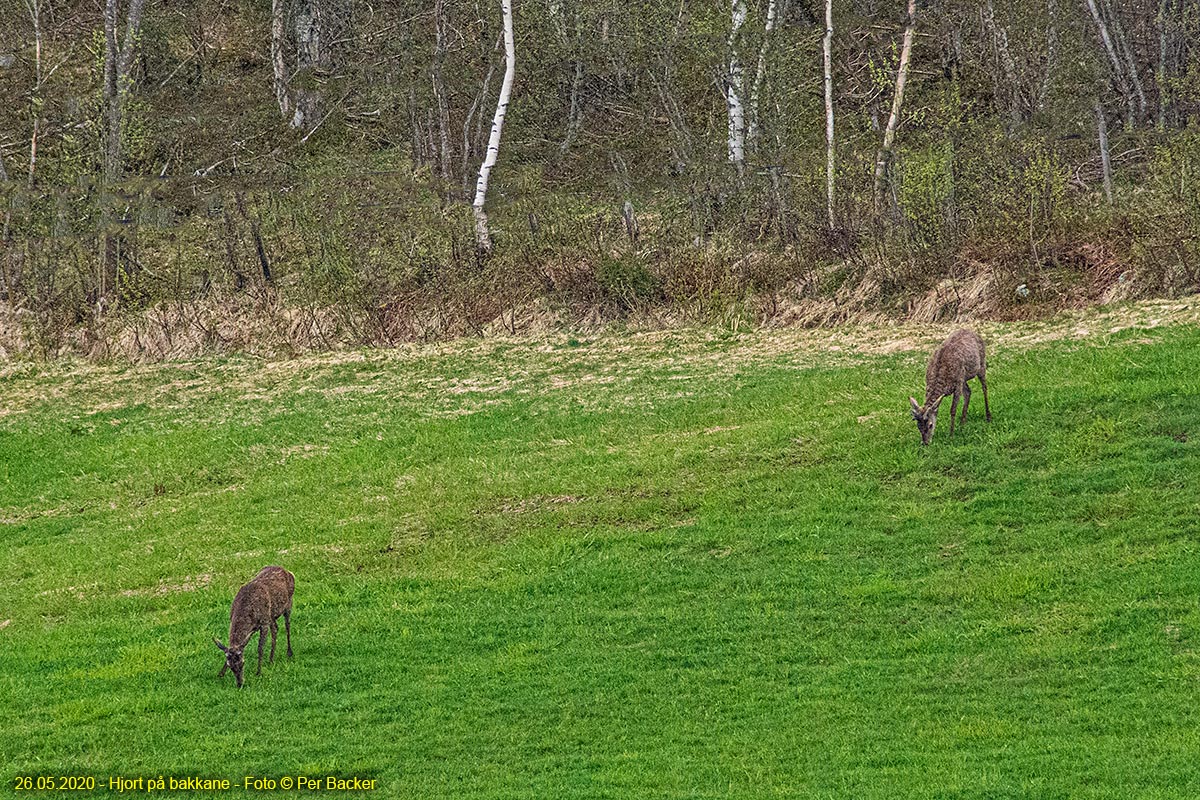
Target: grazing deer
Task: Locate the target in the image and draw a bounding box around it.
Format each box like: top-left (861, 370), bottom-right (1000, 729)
top-left (213, 566), bottom-right (294, 688)
top-left (909, 329), bottom-right (991, 445)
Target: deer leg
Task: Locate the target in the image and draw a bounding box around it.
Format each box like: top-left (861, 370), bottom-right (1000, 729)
top-left (980, 373), bottom-right (992, 421)
top-left (948, 392), bottom-right (959, 436)
top-left (218, 662), bottom-right (228, 678)
top-left (256, 627), bottom-right (265, 676)
top-left (961, 384), bottom-right (971, 424)
top-left (284, 610), bottom-right (293, 658)
top-left (269, 620), bottom-right (278, 664)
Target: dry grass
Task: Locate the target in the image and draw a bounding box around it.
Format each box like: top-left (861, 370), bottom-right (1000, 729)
top-left (0, 236), bottom-right (1182, 363)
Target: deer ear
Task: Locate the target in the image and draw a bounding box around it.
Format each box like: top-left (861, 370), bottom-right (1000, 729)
top-left (928, 396), bottom-right (943, 412)
top-left (909, 396), bottom-right (921, 417)
top-left (213, 637), bottom-right (227, 652)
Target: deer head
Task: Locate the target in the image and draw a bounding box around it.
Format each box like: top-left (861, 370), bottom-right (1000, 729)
top-left (910, 396), bottom-right (942, 446)
top-left (213, 638), bottom-right (246, 688)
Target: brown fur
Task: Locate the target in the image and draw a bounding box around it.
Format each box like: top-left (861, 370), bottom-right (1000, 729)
top-left (213, 566), bottom-right (295, 688)
top-left (909, 329), bottom-right (991, 445)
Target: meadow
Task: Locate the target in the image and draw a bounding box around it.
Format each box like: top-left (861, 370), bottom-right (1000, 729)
top-left (2, 301), bottom-right (1200, 798)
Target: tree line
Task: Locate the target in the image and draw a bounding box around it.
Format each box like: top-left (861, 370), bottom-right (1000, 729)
top-left (0, 0), bottom-right (1198, 355)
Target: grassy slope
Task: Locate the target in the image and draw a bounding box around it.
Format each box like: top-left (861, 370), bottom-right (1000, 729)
top-left (2, 314), bottom-right (1200, 798)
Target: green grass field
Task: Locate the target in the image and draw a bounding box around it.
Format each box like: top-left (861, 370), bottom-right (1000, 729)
top-left (3, 307), bottom-right (1200, 798)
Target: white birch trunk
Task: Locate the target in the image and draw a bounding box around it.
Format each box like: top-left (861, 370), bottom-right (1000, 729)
top-left (823, 0), bottom-right (835, 229)
top-left (27, 0), bottom-right (41, 187)
top-left (873, 0), bottom-right (915, 213)
top-left (271, 0), bottom-right (292, 121)
top-left (726, 0), bottom-right (747, 172)
top-left (432, 0), bottom-right (452, 182)
top-left (101, 0), bottom-right (118, 297)
top-left (746, 0), bottom-right (777, 150)
top-left (472, 0), bottom-right (515, 252)
top-left (1096, 101), bottom-right (1113, 204)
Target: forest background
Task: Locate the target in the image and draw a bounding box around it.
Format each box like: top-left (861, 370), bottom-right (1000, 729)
top-left (0, 0), bottom-right (1198, 359)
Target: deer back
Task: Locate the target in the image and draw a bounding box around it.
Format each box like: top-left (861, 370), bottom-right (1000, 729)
top-left (228, 580), bottom-right (273, 648)
top-left (251, 566), bottom-right (294, 616)
top-left (925, 329), bottom-right (985, 402)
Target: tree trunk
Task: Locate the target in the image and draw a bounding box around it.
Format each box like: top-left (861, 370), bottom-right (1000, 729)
top-left (291, 0), bottom-right (322, 129)
top-left (873, 0), bottom-right (916, 214)
top-left (472, 0), bottom-right (515, 252)
top-left (1102, 0), bottom-right (1147, 121)
top-left (117, 0), bottom-right (147, 90)
top-left (650, 67), bottom-right (691, 172)
top-left (559, 59), bottom-right (584, 155)
top-left (99, 0), bottom-right (147, 298)
top-left (1037, 0), bottom-right (1059, 112)
top-left (101, 0), bottom-right (120, 298)
top-left (103, 0), bottom-right (119, 183)
top-left (746, 0), bottom-right (777, 151)
top-left (27, 0), bottom-right (41, 187)
top-left (983, 0), bottom-right (1021, 126)
top-left (556, 3), bottom-right (584, 156)
top-left (103, 0), bottom-right (147, 181)
top-left (823, 0), bottom-right (835, 229)
top-left (1084, 0), bottom-right (1136, 123)
top-left (1156, 0), bottom-right (1171, 129)
top-left (1096, 101), bottom-right (1113, 204)
top-left (271, 0), bottom-right (292, 121)
top-left (432, 0), bottom-right (452, 182)
top-left (559, 6), bottom-right (586, 157)
top-left (726, 0), bottom-right (747, 174)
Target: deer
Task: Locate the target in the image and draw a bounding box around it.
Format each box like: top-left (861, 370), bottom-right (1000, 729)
top-left (909, 329), bottom-right (991, 446)
top-left (213, 566), bottom-right (294, 688)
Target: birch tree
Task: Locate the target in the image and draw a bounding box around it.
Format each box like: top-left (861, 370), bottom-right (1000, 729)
top-left (432, 0), bottom-right (452, 182)
top-left (1096, 101), bottom-right (1113, 203)
top-left (823, 0), bottom-right (835, 229)
top-left (271, 0), bottom-right (291, 121)
top-left (26, 0), bottom-right (41, 187)
top-left (472, 0), bottom-right (516, 252)
top-left (726, 0), bottom-right (748, 174)
top-left (872, 0), bottom-right (916, 214)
